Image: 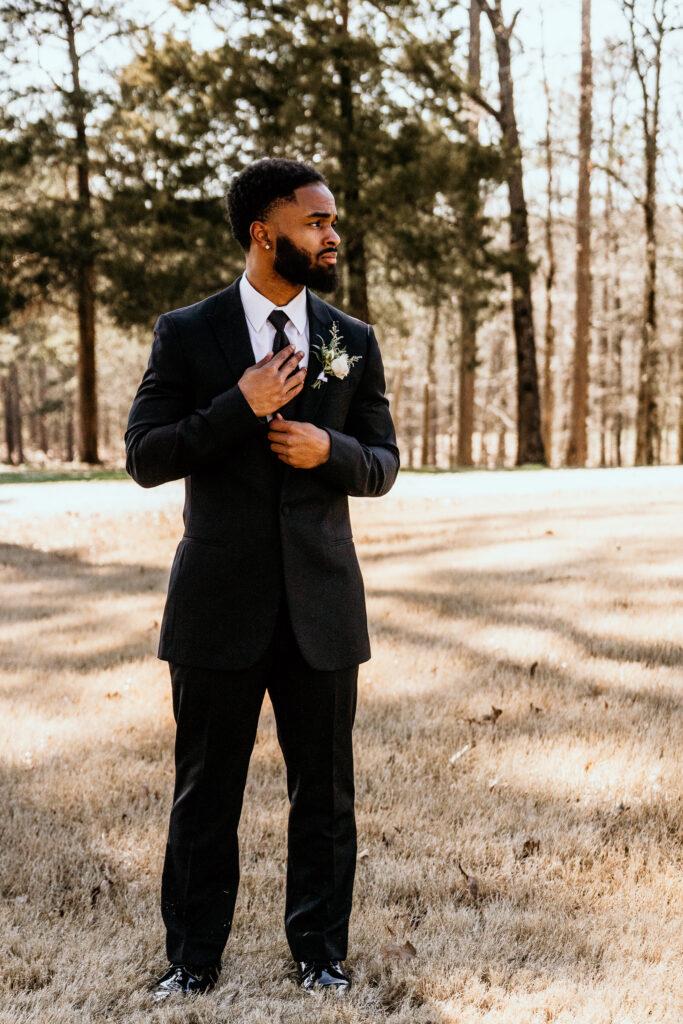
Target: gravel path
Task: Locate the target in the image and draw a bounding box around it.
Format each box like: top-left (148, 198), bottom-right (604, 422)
top-left (0, 464), bottom-right (681, 521)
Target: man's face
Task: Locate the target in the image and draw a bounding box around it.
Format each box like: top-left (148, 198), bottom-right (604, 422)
top-left (269, 183), bottom-right (340, 293)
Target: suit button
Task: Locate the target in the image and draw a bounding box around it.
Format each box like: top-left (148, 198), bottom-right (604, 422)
top-left (281, 504), bottom-right (290, 516)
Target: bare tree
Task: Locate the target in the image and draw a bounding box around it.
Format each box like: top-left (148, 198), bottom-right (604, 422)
top-left (335, 0), bottom-right (371, 322)
top-left (622, 0), bottom-right (676, 464)
top-left (476, 0), bottom-right (546, 465)
top-left (540, 19), bottom-right (557, 465)
top-left (421, 304), bottom-right (440, 467)
top-left (456, 0), bottom-right (481, 467)
top-left (566, 0), bottom-right (593, 466)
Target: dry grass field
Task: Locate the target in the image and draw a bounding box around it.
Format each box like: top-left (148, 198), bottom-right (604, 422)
top-left (0, 469), bottom-right (681, 1024)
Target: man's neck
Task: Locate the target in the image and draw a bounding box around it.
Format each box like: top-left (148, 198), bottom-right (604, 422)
top-left (243, 263), bottom-right (304, 307)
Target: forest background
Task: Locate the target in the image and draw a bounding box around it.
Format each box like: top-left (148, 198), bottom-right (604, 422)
top-left (1, 0), bottom-right (681, 471)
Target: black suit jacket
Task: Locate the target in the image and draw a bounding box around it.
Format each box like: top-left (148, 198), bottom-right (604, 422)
top-left (125, 277), bottom-right (399, 672)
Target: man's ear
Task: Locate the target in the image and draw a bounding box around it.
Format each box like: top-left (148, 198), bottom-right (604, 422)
top-left (250, 220), bottom-right (271, 251)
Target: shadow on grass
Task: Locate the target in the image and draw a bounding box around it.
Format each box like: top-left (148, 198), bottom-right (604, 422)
top-left (0, 542), bottom-right (167, 678)
top-left (0, 507), bottom-right (679, 1019)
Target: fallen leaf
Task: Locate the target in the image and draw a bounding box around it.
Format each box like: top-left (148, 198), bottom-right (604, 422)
top-left (458, 862), bottom-right (479, 903)
top-left (106, 691), bottom-right (120, 699)
top-left (529, 661), bottom-right (538, 678)
top-left (520, 837), bottom-right (540, 859)
top-left (529, 702), bottom-right (544, 714)
top-left (482, 706), bottom-right (502, 723)
top-left (358, 848), bottom-right (370, 860)
top-left (380, 940), bottom-right (417, 962)
top-left (584, 762), bottom-right (592, 772)
top-left (545, 529), bottom-right (554, 535)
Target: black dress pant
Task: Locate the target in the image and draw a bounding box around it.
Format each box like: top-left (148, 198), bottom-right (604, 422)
top-left (161, 594), bottom-right (358, 967)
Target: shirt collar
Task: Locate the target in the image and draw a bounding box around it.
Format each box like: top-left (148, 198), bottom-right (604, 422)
top-left (240, 274), bottom-right (308, 335)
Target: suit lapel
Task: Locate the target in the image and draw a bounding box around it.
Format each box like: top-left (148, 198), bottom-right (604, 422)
top-left (205, 278), bottom-right (333, 425)
top-left (205, 276), bottom-right (255, 381)
top-left (296, 290), bottom-right (333, 425)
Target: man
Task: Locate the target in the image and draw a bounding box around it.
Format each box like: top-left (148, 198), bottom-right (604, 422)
top-left (125, 157), bottom-right (399, 999)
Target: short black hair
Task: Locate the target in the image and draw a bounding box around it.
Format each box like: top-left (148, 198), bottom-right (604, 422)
top-left (226, 158), bottom-right (327, 251)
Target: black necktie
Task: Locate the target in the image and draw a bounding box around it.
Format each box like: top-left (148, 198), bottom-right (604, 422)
top-left (268, 310), bottom-right (290, 353)
top-left (267, 309), bottom-right (300, 420)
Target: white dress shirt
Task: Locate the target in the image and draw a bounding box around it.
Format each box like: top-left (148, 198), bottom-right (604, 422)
top-left (239, 273), bottom-right (310, 369)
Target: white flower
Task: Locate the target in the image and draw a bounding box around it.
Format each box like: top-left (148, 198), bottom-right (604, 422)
top-left (311, 321), bottom-right (362, 388)
top-left (330, 354), bottom-right (350, 378)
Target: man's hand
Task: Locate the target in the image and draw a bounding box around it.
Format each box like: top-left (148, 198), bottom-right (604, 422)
top-left (238, 346), bottom-right (306, 418)
top-left (267, 414), bottom-right (331, 468)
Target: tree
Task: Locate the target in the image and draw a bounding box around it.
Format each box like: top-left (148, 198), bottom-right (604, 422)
top-left (621, 0), bottom-right (677, 464)
top-left (0, 0), bottom-right (137, 462)
top-left (455, 0), bottom-right (481, 468)
top-left (540, 18), bottom-right (557, 464)
top-left (101, 34), bottom-right (243, 327)
top-left (476, 0), bottom-right (546, 465)
top-left (566, 0), bottom-right (593, 466)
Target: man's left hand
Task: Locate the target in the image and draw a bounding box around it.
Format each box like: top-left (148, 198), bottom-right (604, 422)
top-left (267, 414), bottom-right (331, 468)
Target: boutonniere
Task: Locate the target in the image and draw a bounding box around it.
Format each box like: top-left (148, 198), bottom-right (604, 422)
top-left (311, 321), bottom-right (362, 389)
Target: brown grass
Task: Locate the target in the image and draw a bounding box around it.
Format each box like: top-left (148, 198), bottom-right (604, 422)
top-left (0, 472), bottom-right (681, 1023)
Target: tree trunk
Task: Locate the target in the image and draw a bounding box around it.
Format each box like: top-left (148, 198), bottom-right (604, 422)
top-left (456, 0), bottom-right (481, 467)
top-left (63, 0), bottom-right (99, 463)
top-left (613, 283), bottom-right (624, 467)
top-left (337, 0), bottom-right (370, 322)
top-left (37, 362), bottom-right (49, 453)
top-left (457, 298), bottom-right (476, 466)
top-left (624, 0), bottom-right (666, 465)
top-left (567, 0), bottom-right (592, 466)
top-left (3, 376), bottom-right (15, 464)
top-left (421, 306), bottom-right (440, 467)
top-left (481, 1), bottom-right (545, 465)
top-left (604, 50), bottom-right (623, 468)
top-left (635, 178), bottom-right (658, 464)
top-left (390, 346), bottom-right (407, 443)
top-left (598, 278), bottom-right (609, 467)
top-left (64, 394), bottom-right (75, 462)
top-left (448, 336), bottom-right (457, 468)
top-left (9, 364), bottom-right (24, 464)
top-left (540, 24), bottom-right (556, 465)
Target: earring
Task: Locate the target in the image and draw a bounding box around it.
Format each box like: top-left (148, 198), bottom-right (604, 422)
top-left (265, 244), bottom-right (271, 250)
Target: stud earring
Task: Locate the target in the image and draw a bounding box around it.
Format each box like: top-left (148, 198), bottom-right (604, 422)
top-left (265, 244), bottom-right (271, 250)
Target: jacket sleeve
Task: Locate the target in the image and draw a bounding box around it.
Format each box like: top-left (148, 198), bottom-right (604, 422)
top-left (313, 325), bottom-right (400, 497)
top-left (125, 312), bottom-right (261, 488)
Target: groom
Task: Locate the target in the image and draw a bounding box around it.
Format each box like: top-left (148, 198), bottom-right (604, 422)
top-left (125, 158), bottom-right (399, 998)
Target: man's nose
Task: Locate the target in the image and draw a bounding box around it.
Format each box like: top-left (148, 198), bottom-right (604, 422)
top-left (326, 225), bottom-right (341, 247)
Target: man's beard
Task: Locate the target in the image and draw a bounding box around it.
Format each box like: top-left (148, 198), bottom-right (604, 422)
top-left (273, 234), bottom-right (338, 293)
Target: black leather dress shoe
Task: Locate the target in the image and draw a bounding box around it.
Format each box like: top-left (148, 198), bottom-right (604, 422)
top-left (299, 960), bottom-right (351, 993)
top-left (152, 963), bottom-right (220, 1000)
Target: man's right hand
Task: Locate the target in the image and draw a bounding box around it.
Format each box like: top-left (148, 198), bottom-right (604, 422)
top-left (237, 346), bottom-right (306, 418)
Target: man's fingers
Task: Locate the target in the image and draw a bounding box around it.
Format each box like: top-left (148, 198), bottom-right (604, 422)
top-left (284, 376), bottom-right (305, 397)
top-left (278, 350), bottom-right (304, 376)
top-left (272, 344), bottom-right (297, 367)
